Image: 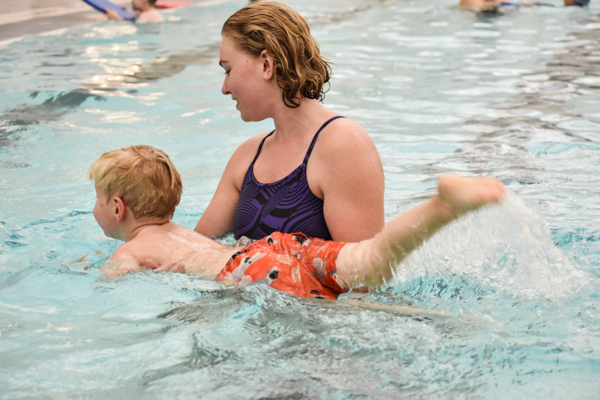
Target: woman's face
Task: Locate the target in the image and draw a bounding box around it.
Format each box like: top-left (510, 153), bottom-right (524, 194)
top-left (219, 36), bottom-right (272, 122)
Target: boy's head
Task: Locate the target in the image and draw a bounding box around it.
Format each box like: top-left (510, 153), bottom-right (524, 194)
top-left (90, 145), bottom-right (182, 222)
top-left (132, 0), bottom-right (157, 12)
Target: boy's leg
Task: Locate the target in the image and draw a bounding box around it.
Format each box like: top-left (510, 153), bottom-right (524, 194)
top-left (335, 175), bottom-right (505, 289)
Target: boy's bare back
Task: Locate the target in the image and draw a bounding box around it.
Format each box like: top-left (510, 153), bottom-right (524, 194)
top-left (107, 222), bottom-right (235, 277)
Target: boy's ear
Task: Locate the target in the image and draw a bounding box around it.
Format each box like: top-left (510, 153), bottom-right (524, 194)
top-left (112, 197), bottom-right (126, 223)
top-left (260, 50), bottom-right (274, 80)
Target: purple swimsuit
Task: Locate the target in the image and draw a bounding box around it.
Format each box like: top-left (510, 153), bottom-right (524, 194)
top-left (233, 116), bottom-right (345, 241)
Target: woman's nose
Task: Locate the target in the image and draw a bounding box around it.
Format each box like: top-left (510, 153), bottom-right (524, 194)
top-left (221, 78), bottom-right (229, 95)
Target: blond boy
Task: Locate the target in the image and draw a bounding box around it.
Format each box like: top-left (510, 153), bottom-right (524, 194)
top-left (91, 145), bottom-right (505, 300)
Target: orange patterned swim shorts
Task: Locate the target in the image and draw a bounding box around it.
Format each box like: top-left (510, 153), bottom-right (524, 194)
top-left (215, 232), bottom-right (348, 300)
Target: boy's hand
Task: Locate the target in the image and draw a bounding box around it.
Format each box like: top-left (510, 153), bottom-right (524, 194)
top-left (103, 258), bottom-right (141, 276)
top-left (143, 259), bottom-right (185, 273)
top-left (105, 9), bottom-right (124, 20)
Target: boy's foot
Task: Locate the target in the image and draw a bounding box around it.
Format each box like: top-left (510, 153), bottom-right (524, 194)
top-left (438, 174), bottom-right (506, 217)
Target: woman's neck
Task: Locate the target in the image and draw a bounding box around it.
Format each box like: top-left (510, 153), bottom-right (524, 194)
top-left (270, 99), bottom-right (337, 140)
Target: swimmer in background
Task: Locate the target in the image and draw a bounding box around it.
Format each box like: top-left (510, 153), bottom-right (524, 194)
top-left (564, 0), bottom-right (590, 6)
top-left (457, 0), bottom-right (589, 10)
top-left (90, 145), bottom-right (505, 300)
top-left (106, 0), bottom-right (164, 23)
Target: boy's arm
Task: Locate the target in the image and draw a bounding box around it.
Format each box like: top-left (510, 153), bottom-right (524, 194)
top-left (103, 247), bottom-right (141, 276)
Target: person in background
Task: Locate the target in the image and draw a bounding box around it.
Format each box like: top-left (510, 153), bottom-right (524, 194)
top-left (106, 0), bottom-right (164, 23)
top-left (564, 0), bottom-right (589, 6)
top-left (457, 0), bottom-right (589, 9)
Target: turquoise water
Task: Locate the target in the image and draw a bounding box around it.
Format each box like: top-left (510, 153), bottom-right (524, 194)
top-left (1, 0), bottom-right (600, 398)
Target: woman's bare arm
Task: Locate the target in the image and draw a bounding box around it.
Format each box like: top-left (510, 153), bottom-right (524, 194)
top-left (194, 168), bottom-right (240, 237)
top-left (194, 135), bottom-right (263, 238)
top-left (309, 118), bottom-right (385, 242)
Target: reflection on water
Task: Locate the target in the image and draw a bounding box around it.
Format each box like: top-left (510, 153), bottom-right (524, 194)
top-left (447, 16), bottom-right (600, 185)
top-left (1, 0), bottom-right (600, 398)
top-left (0, 46), bottom-right (218, 145)
top-left (0, 4), bottom-right (371, 147)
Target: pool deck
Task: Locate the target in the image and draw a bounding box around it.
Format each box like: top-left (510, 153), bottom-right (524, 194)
top-left (0, 0), bottom-right (215, 43)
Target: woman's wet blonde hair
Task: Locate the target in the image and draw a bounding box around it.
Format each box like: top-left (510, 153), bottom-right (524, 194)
top-left (222, 2), bottom-right (332, 108)
top-left (90, 145), bottom-right (182, 220)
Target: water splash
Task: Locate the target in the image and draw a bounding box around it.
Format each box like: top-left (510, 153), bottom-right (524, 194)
top-left (391, 192), bottom-right (590, 301)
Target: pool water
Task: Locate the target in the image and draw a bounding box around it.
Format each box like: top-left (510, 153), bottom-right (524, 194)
top-left (1, 0), bottom-right (600, 398)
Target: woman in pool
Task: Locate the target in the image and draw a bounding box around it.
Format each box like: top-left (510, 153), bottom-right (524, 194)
top-left (194, 2), bottom-right (385, 243)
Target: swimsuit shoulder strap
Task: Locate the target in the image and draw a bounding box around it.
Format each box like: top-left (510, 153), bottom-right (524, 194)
top-left (250, 130), bottom-right (275, 166)
top-left (303, 116), bottom-right (346, 165)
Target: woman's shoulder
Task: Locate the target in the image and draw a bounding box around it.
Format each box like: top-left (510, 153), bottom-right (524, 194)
top-left (316, 117), bottom-right (376, 152)
top-left (309, 116), bottom-right (382, 174)
top-left (231, 131), bottom-right (272, 159)
top-left (224, 131), bottom-right (274, 176)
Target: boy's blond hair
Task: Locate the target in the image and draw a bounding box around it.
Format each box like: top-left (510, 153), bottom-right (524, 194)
top-left (90, 145), bottom-right (182, 220)
top-left (222, 2), bottom-right (332, 109)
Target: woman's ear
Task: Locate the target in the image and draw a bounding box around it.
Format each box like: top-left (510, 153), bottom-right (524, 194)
top-left (260, 49), bottom-right (275, 80)
top-left (112, 197), bottom-right (126, 223)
